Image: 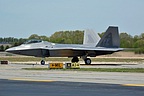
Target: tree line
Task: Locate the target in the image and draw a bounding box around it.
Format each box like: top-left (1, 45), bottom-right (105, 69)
top-left (0, 30), bottom-right (144, 54)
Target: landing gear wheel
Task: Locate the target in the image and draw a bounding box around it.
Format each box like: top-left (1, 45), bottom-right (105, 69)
top-left (41, 60), bottom-right (45, 65)
top-left (85, 58), bottom-right (91, 65)
top-left (71, 57), bottom-right (79, 63)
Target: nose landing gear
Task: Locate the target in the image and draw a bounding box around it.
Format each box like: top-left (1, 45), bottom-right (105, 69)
top-left (41, 60), bottom-right (45, 65)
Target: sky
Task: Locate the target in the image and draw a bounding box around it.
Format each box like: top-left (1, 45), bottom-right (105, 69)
top-left (0, 0), bottom-right (144, 38)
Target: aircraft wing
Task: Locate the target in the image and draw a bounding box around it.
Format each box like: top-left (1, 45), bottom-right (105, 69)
top-left (38, 47), bottom-right (123, 57)
top-left (45, 47), bottom-right (123, 51)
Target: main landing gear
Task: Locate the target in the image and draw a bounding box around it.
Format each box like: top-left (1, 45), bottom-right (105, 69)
top-left (40, 57), bottom-right (92, 65)
top-left (71, 56), bottom-right (79, 63)
top-left (84, 58), bottom-right (91, 65)
top-left (71, 56), bottom-right (91, 65)
top-left (82, 56), bottom-right (91, 65)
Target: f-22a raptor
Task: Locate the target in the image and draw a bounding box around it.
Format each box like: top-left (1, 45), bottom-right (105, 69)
top-left (6, 26), bottom-right (123, 65)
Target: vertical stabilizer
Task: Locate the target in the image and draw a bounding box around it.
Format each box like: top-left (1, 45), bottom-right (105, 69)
top-left (83, 29), bottom-right (100, 47)
top-left (96, 26), bottom-right (120, 48)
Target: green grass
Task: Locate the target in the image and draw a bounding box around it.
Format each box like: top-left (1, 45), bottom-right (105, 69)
top-left (22, 68), bottom-right (144, 73)
top-left (0, 56), bottom-right (144, 62)
top-left (0, 57), bottom-right (71, 62)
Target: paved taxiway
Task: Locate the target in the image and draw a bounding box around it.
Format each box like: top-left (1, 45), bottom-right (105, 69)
top-left (0, 79), bottom-right (144, 96)
top-left (0, 63), bottom-right (144, 84)
top-left (0, 63), bottom-right (144, 96)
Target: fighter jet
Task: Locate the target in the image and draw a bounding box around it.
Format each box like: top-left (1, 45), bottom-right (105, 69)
top-left (6, 26), bottom-right (123, 65)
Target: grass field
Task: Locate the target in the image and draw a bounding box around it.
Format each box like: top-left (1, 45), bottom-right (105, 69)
top-left (0, 56), bottom-right (144, 63)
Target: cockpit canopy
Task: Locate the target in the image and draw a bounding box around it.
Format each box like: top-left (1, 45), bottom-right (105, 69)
top-left (23, 39), bottom-right (42, 44)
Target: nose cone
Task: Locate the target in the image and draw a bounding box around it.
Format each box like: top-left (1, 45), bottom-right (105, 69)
top-left (5, 47), bottom-right (17, 54)
top-left (6, 47), bottom-right (14, 52)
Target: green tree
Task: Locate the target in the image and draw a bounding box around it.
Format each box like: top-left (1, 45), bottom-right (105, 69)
top-left (134, 40), bottom-right (144, 48)
top-left (5, 45), bottom-right (10, 50)
top-left (28, 34), bottom-right (40, 39)
top-left (120, 33), bottom-right (134, 48)
top-left (49, 30), bottom-right (84, 44)
top-left (40, 36), bottom-right (49, 41)
top-left (0, 45), bottom-right (4, 51)
top-left (98, 32), bottom-right (105, 38)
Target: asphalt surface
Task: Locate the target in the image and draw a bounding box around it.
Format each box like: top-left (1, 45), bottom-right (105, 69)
top-left (0, 79), bottom-right (144, 96)
top-left (0, 63), bottom-right (144, 96)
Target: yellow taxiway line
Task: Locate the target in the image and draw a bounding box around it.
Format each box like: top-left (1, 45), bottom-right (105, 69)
top-left (8, 79), bottom-right (144, 87)
top-left (122, 84), bottom-right (144, 87)
top-left (8, 78), bottom-right (55, 82)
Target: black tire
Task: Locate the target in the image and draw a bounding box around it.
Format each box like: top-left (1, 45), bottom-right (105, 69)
top-left (85, 58), bottom-right (91, 65)
top-left (41, 60), bottom-right (45, 65)
top-left (71, 57), bottom-right (79, 63)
